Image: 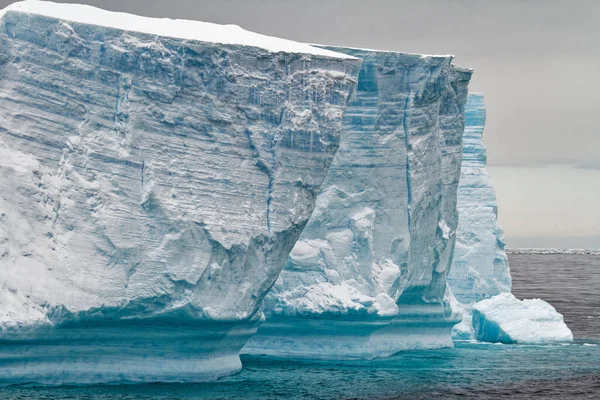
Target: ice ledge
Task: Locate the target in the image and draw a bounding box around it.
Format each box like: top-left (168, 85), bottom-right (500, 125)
top-left (0, 319), bottom-right (261, 385)
top-left (0, 1), bottom-right (356, 59)
top-left (312, 43), bottom-right (455, 60)
top-left (243, 312), bottom-right (460, 360)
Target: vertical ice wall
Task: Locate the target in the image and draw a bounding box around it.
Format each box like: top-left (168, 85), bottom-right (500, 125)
top-left (447, 93), bottom-right (511, 339)
top-left (0, 1), bottom-right (361, 384)
top-left (244, 47), bottom-right (472, 359)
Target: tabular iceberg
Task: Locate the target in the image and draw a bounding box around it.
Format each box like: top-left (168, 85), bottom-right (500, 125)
top-left (446, 93), bottom-right (512, 340)
top-left (472, 293), bottom-right (573, 344)
top-left (0, 1), bottom-right (362, 384)
top-left (243, 46), bottom-right (472, 359)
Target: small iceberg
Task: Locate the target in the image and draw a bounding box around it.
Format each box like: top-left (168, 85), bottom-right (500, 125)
top-left (472, 293), bottom-right (573, 344)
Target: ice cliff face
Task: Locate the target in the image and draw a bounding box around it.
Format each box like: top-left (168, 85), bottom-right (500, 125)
top-left (447, 93), bottom-right (511, 340)
top-left (0, 1), bottom-right (361, 384)
top-left (244, 47), bottom-right (472, 359)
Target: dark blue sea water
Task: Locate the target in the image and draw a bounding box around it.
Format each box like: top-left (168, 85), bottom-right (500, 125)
top-left (2, 252), bottom-right (599, 399)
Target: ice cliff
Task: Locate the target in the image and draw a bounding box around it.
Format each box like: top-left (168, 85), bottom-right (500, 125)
top-left (0, 1), bottom-right (361, 384)
top-left (446, 93), bottom-right (512, 340)
top-left (244, 46), bottom-right (472, 359)
top-left (446, 95), bottom-right (571, 344)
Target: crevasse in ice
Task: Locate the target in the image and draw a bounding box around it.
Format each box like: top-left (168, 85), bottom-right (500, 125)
top-left (243, 46), bottom-right (472, 359)
top-left (0, 1), bottom-right (361, 384)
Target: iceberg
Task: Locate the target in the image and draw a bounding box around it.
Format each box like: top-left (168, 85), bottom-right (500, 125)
top-left (472, 293), bottom-right (573, 344)
top-left (243, 46), bottom-right (472, 359)
top-left (446, 96), bottom-right (572, 343)
top-left (446, 93), bottom-right (512, 340)
top-left (0, 1), bottom-right (361, 384)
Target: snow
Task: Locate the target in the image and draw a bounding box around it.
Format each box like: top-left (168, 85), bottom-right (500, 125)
top-left (472, 293), bottom-right (573, 344)
top-left (244, 46), bottom-right (473, 359)
top-left (1, 1), bottom-right (356, 59)
top-left (0, 284), bottom-right (51, 332)
top-left (311, 43), bottom-right (455, 59)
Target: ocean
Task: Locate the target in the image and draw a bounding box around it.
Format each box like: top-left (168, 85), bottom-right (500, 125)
top-left (2, 251), bottom-right (599, 399)
top-left (509, 251), bottom-right (600, 340)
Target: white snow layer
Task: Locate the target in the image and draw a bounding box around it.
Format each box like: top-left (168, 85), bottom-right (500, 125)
top-left (472, 293), bottom-right (573, 344)
top-left (0, 1), bottom-right (355, 59)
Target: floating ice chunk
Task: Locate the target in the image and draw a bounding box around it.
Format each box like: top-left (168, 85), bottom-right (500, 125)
top-left (472, 293), bottom-right (573, 344)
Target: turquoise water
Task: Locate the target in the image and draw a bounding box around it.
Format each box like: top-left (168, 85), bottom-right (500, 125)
top-left (1, 253), bottom-right (599, 399)
top-left (2, 341), bottom-right (599, 399)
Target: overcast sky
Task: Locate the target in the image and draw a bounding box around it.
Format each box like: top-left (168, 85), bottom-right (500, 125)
top-left (1, 0), bottom-right (598, 247)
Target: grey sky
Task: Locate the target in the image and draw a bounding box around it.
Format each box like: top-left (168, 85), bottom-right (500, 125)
top-left (1, 0), bottom-right (598, 247)
top-left (489, 165), bottom-right (600, 249)
top-left (2, 0), bottom-right (597, 167)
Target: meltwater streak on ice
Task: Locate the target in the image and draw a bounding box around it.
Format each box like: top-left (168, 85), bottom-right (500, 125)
top-left (244, 47), bottom-right (472, 359)
top-left (0, 1), bottom-right (362, 384)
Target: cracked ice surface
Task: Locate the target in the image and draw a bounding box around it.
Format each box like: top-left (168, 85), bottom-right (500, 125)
top-left (0, 1), bottom-right (361, 384)
top-left (244, 47), bottom-right (472, 359)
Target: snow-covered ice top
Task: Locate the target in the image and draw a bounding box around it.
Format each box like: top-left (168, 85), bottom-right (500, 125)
top-left (311, 43), bottom-right (456, 60)
top-left (472, 293), bottom-right (573, 344)
top-left (0, 1), bottom-right (355, 59)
